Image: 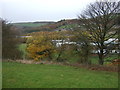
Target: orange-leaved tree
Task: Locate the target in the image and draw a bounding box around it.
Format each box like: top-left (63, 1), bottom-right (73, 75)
top-left (26, 32), bottom-right (55, 61)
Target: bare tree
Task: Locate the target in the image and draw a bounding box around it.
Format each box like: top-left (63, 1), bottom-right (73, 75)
top-left (70, 30), bottom-right (92, 64)
top-left (78, 1), bottom-right (120, 65)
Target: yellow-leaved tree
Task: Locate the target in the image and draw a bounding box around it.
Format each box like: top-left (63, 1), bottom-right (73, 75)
top-left (26, 32), bottom-right (55, 61)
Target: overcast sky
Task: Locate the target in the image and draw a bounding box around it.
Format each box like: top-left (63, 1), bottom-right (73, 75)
top-left (0, 0), bottom-right (96, 23)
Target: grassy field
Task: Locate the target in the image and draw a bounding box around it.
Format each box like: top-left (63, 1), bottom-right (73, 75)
top-left (18, 44), bottom-right (27, 59)
top-left (13, 23), bottom-right (48, 28)
top-left (2, 62), bottom-right (118, 88)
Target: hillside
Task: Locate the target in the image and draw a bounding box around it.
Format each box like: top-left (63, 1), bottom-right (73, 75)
top-left (23, 19), bottom-right (80, 33)
top-left (12, 21), bottom-right (55, 33)
top-left (12, 19), bottom-right (81, 34)
top-left (13, 21), bottom-right (54, 28)
top-left (12, 16), bottom-right (119, 34)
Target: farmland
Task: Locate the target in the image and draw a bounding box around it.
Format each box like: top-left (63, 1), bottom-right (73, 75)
top-left (2, 62), bottom-right (118, 88)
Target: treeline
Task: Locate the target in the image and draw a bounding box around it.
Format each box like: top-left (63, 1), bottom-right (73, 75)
top-left (26, 31), bottom-right (92, 64)
top-left (2, 19), bottom-right (23, 60)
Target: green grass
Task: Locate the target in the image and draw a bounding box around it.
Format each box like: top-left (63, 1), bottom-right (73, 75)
top-left (53, 51), bottom-right (118, 65)
top-left (3, 62), bottom-right (118, 88)
top-left (18, 44), bottom-right (27, 59)
top-left (90, 54), bottom-right (118, 65)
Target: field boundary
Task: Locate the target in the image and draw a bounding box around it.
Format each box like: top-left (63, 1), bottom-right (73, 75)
top-left (3, 59), bottom-right (118, 72)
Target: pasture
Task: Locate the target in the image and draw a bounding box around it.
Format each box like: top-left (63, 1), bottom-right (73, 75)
top-left (18, 44), bottom-right (27, 59)
top-left (2, 62), bottom-right (118, 88)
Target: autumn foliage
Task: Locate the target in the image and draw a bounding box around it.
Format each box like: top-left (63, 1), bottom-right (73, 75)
top-left (26, 31), bottom-right (72, 61)
top-left (26, 32), bottom-right (55, 61)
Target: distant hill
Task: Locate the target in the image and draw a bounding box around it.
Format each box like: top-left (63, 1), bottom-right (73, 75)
top-left (12, 19), bottom-right (80, 34)
top-left (28, 19), bottom-right (80, 32)
top-left (12, 21), bottom-right (55, 33)
top-left (13, 21), bottom-right (55, 28)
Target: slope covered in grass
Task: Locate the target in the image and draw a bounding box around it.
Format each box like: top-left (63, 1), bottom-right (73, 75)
top-left (3, 62), bottom-right (118, 88)
top-left (18, 44), bottom-right (27, 59)
top-left (13, 22), bottom-right (49, 28)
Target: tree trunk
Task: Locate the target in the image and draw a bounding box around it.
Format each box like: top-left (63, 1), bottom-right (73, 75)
top-left (56, 51), bottom-right (62, 62)
top-left (48, 54), bottom-right (52, 61)
top-left (98, 49), bottom-right (104, 65)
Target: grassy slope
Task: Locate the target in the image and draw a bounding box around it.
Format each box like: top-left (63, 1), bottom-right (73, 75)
top-left (13, 23), bottom-right (48, 28)
top-left (3, 62), bottom-right (118, 88)
top-left (13, 22), bottom-right (54, 33)
top-left (18, 44), bottom-right (27, 59)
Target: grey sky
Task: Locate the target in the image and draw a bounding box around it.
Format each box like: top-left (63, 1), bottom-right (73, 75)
top-left (0, 0), bottom-right (96, 23)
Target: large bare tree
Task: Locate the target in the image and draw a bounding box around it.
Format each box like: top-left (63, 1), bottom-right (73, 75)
top-left (78, 1), bottom-right (120, 65)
